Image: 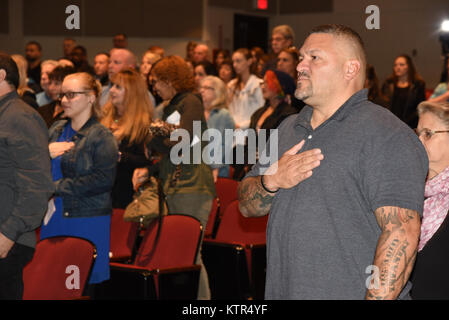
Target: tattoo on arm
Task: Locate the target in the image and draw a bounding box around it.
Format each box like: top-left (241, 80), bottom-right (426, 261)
top-left (238, 176), bottom-right (275, 217)
top-left (366, 206), bottom-right (420, 300)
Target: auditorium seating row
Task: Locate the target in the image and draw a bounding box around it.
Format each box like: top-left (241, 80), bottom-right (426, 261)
top-left (22, 178), bottom-right (268, 300)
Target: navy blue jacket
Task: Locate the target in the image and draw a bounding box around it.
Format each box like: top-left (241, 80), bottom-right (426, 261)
top-left (48, 117), bottom-right (118, 217)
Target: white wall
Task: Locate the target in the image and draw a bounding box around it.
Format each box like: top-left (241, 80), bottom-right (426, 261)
top-left (270, 0), bottom-right (449, 88)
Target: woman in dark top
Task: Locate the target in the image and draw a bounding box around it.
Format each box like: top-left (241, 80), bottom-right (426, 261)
top-left (100, 69), bottom-right (153, 209)
top-left (365, 64), bottom-right (389, 108)
top-left (132, 56), bottom-right (215, 300)
top-left (411, 101), bottom-right (449, 299)
top-left (381, 54), bottom-right (426, 128)
top-left (250, 69), bottom-right (298, 139)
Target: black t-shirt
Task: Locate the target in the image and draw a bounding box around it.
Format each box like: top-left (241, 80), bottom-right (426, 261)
top-left (391, 86), bottom-right (409, 119)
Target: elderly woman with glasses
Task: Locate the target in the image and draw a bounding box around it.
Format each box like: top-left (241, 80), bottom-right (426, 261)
top-left (411, 101), bottom-right (449, 299)
top-left (40, 72), bottom-right (118, 287)
top-left (199, 75), bottom-right (235, 181)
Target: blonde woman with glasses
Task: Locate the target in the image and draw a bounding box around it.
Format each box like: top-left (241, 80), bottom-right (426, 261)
top-left (41, 72), bottom-right (118, 288)
top-left (411, 101), bottom-right (449, 299)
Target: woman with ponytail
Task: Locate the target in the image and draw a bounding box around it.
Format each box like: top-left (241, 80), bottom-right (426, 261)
top-left (40, 72), bottom-right (118, 286)
top-left (228, 48), bottom-right (264, 129)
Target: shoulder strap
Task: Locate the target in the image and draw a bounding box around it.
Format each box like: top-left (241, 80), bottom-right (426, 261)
top-left (141, 178), bottom-right (166, 261)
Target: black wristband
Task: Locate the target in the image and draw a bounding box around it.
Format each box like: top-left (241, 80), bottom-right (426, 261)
top-left (260, 175), bottom-right (279, 193)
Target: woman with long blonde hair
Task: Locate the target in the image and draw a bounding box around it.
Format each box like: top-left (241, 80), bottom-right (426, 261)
top-left (11, 54), bottom-right (38, 109)
top-left (101, 68), bottom-right (154, 208)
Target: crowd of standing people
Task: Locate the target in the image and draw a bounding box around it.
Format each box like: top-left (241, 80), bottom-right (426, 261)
top-left (1, 21), bottom-right (449, 301)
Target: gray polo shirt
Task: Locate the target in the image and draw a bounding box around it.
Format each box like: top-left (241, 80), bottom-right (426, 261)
top-left (245, 89), bottom-right (428, 299)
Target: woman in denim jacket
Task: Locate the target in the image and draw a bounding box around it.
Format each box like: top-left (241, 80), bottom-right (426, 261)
top-left (40, 72), bottom-right (118, 286)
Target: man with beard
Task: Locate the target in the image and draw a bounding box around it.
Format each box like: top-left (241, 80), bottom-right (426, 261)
top-left (25, 41), bottom-right (43, 93)
top-left (238, 24), bottom-right (428, 300)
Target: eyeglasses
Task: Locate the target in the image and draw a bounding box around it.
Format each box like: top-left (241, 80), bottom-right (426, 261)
top-left (200, 85), bottom-right (214, 91)
top-left (415, 128), bottom-right (449, 140)
top-left (58, 91), bottom-right (91, 100)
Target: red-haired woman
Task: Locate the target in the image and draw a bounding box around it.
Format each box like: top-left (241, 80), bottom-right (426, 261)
top-left (132, 55), bottom-right (215, 300)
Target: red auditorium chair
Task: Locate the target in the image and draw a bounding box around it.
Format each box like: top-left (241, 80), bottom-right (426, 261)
top-left (23, 236), bottom-right (96, 300)
top-left (95, 214), bottom-right (203, 300)
top-left (109, 208), bottom-right (140, 263)
top-left (203, 178), bottom-right (240, 240)
top-left (215, 178), bottom-right (239, 218)
top-left (202, 200), bottom-right (268, 300)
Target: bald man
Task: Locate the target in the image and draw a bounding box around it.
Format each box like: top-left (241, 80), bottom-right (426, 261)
top-left (100, 48), bottom-right (154, 107)
top-left (108, 48), bottom-right (136, 78)
top-left (238, 24), bottom-right (427, 300)
top-left (193, 44), bottom-right (211, 64)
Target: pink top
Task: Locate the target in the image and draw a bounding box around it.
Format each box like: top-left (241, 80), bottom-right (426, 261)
top-left (418, 166), bottom-right (449, 251)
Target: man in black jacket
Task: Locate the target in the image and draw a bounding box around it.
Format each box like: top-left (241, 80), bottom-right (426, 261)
top-left (0, 52), bottom-right (54, 299)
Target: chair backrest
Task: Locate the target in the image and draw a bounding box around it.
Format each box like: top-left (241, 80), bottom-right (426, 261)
top-left (133, 215), bottom-right (202, 270)
top-left (215, 200), bottom-right (268, 245)
top-left (205, 197), bottom-right (219, 238)
top-left (23, 236), bottom-right (95, 300)
top-left (109, 208), bottom-right (139, 261)
top-left (215, 178), bottom-right (239, 217)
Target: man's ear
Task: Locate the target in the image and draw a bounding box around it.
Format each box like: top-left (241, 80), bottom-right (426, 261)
top-left (0, 69), bottom-right (6, 83)
top-left (344, 59), bottom-right (361, 81)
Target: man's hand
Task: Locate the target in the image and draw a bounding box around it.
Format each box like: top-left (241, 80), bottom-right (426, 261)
top-left (238, 140), bottom-right (323, 217)
top-left (132, 167), bottom-right (149, 190)
top-left (49, 142), bottom-right (75, 159)
top-left (263, 140), bottom-right (323, 191)
top-left (212, 168), bottom-right (219, 183)
top-left (0, 232), bottom-right (15, 259)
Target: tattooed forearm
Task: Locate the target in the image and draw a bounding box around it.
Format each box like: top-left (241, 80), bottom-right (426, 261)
top-left (366, 206), bottom-right (420, 300)
top-left (238, 176), bottom-right (275, 217)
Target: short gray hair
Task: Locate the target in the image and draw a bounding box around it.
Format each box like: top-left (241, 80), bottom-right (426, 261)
top-left (272, 25), bottom-right (295, 42)
top-left (418, 101), bottom-right (449, 128)
top-left (201, 75), bottom-right (228, 108)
